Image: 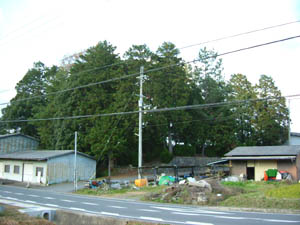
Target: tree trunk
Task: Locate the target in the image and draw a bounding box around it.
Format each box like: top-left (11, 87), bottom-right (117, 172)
top-left (168, 131), bottom-right (173, 155)
top-left (201, 143), bottom-right (206, 157)
top-left (108, 152), bottom-right (114, 177)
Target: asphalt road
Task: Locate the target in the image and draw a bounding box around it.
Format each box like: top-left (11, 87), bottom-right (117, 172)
top-left (0, 185), bottom-right (299, 225)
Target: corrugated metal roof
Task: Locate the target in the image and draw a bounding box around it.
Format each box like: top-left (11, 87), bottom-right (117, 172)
top-left (0, 150), bottom-right (95, 161)
top-left (291, 132), bottom-right (300, 137)
top-left (225, 145), bottom-right (300, 157)
top-left (0, 133), bottom-right (39, 142)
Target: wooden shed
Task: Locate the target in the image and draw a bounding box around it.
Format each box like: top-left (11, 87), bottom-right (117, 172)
top-left (224, 146), bottom-right (300, 181)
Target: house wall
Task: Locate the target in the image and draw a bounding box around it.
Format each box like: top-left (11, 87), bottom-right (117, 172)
top-left (289, 136), bottom-right (300, 145)
top-left (277, 160), bottom-right (297, 180)
top-left (230, 159), bottom-right (299, 181)
top-left (0, 160), bottom-right (47, 184)
top-left (254, 160), bottom-right (277, 181)
top-left (296, 154), bottom-right (300, 181)
top-left (47, 153), bottom-right (96, 185)
top-left (230, 160), bottom-right (246, 176)
top-left (0, 135), bottom-right (38, 154)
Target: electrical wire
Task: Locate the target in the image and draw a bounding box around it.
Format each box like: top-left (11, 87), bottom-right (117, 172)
top-left (1, 34), bottom-right (299, 106)
top-left (1, 94), bottom-right (298, 123)
top-left (0, 16), bottom-right (61, 47)
top-left (0, 20), bottom-right (299, 99)
top-left (0, 15), bottom-right (52, 40)
top-left (57, 19), bottom-right (300, 80)
top-left (179, 20), bottom-right (300, 50)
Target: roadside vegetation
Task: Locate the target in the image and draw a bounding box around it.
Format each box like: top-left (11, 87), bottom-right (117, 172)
top-left (0, 204), bottom-right (54, 225)
top-left (77, 185), bottom-right (165, 200)
top-left (77, 180), bottom-right (300, 210)
top-left (220, 181), bottom-right (300, 210)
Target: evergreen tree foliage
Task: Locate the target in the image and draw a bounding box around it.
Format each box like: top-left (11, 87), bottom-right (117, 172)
top-left (0, 41), bottom-right (290, 166)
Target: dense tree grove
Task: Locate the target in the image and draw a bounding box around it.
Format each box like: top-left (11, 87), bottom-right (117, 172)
top-left (0, 41), bottom-right (289, 166)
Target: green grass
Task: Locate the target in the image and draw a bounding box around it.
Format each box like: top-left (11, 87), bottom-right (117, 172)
top-left (266, 183), bottom-right (300, 199)
top-left (77, 181), bottom-right (300, 210)
top-left (220, 191), bottom-right (300, 209)
top-left (220, 181), bottom-right (300, 209)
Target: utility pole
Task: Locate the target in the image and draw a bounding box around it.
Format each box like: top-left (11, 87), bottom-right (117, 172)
top-left (138, 66), bottom-right (144, 179)
top-left (74, 131), bottom-right (78, 192)
top-left (288, 99), bottom-right (291, 145)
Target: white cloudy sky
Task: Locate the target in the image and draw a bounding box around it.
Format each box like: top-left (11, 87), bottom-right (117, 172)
top-left (0, 0), bottom-right (300, 131)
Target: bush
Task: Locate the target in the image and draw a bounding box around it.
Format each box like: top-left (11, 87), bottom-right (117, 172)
top-left (160, 149), bottom-right (173, 163)
top-left (173, 145), bottom-right (195, 156)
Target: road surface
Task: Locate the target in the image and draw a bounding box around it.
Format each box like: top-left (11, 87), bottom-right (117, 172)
top-left (0, 185), bottom-right (299, 225)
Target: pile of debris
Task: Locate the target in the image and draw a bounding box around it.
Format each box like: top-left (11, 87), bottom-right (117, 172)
top-left (85, 179), bottom-right (131, 190)
top-left (145, 177), bottom-right (238, 205)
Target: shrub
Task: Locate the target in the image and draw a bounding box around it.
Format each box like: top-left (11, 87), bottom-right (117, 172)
top-left (173, 145), bottom-right (195, 156)
top-left (160, 149), bottom-right (173, 163)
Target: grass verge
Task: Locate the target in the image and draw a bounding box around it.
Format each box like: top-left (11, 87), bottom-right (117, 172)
top-left (0, 204), bottom-right (55, 225)
top-left (220, 181), bottom-right (300, 210)
top-left (76, 185), bottom-right (165, 200)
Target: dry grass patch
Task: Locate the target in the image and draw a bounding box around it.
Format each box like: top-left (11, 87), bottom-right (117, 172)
top-left (0, 204), bottom-right (54, 225)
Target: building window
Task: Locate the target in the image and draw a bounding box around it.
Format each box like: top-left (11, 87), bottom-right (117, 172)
top-left (4, 165), bottom-right (10, 173)
top-left (14, 165), bottom-right (20, 174)
top-left (36, 167), bottom-right (44, 177)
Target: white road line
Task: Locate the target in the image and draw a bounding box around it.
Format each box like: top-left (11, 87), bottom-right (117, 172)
top-left (70, 207), bottom-right (86, 211)
top-left (263, 219), bottom-right (300, 223)
top-left (3, 191), bottom-right (11, 193)
top-left (28, 194), bottom-right (39, 197)
top-left (61, 199), bottom-right (75, 202)
top-left (185, 222), bottom-right (214, 225)
top-left (193, 210), bottom-right (231, 215)
top-left (140, 216), bottom-right (164, 222)
top-left (25, 200), bottom-right (37, 204)
top-left (82, 202), bottom-right (98, 206)
top-left (101, 212), bottom-right (120, 216)
top-left (15, 193), bottom-right (24, 195)
top-left (6, 197), bottom-right (18, 201)
top-left (152, 206), bottom-right (231, 215)
top-left (138, 209), bottom-right (160, 212)
top-left (173, 212), bottom-right (200, 216)
top-left (45, 204), bottom-right (59, 207)
top-left (44, 197), bottom-right (55, 200)
top-left (108, 206), bottom-right (126, 209)
top-left (215, 216), bottom-right (245, 220)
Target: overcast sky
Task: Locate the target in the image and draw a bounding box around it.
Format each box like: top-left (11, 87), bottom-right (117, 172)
top-left (0, 0), bottom-right (300, 131)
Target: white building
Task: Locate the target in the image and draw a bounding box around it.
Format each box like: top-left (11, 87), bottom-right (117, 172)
top-left (0, 150), bottom-right (96, 185)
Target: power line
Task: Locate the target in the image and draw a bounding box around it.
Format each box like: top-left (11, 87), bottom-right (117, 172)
top-left (1, 94), bottom-right (298, 124)
top-left (0, 20), bottom-right (298, 98)
top-left (0, 15), bottom-right (52, 41)
top-left (145, 116), bottom-right (236, 128)
top-left (179, 20), bottom-right (300, 50)
top-left (0, 16), bottom-right (61, 47)
top-left (1, 34), bottom-right (299, 106)
top-left (54, 19), bottom-right (300, 82)
top-left (55, 20), bottom-right (300, 82)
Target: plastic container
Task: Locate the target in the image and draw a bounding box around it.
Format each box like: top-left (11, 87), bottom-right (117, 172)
top-left (135, 179), bottom-right (147, 187)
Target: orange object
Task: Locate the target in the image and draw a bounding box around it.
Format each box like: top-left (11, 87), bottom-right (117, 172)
top-left (135, 179), bottom-right (147, 187)
top-left (264, 171), bottom-right (268, 181)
